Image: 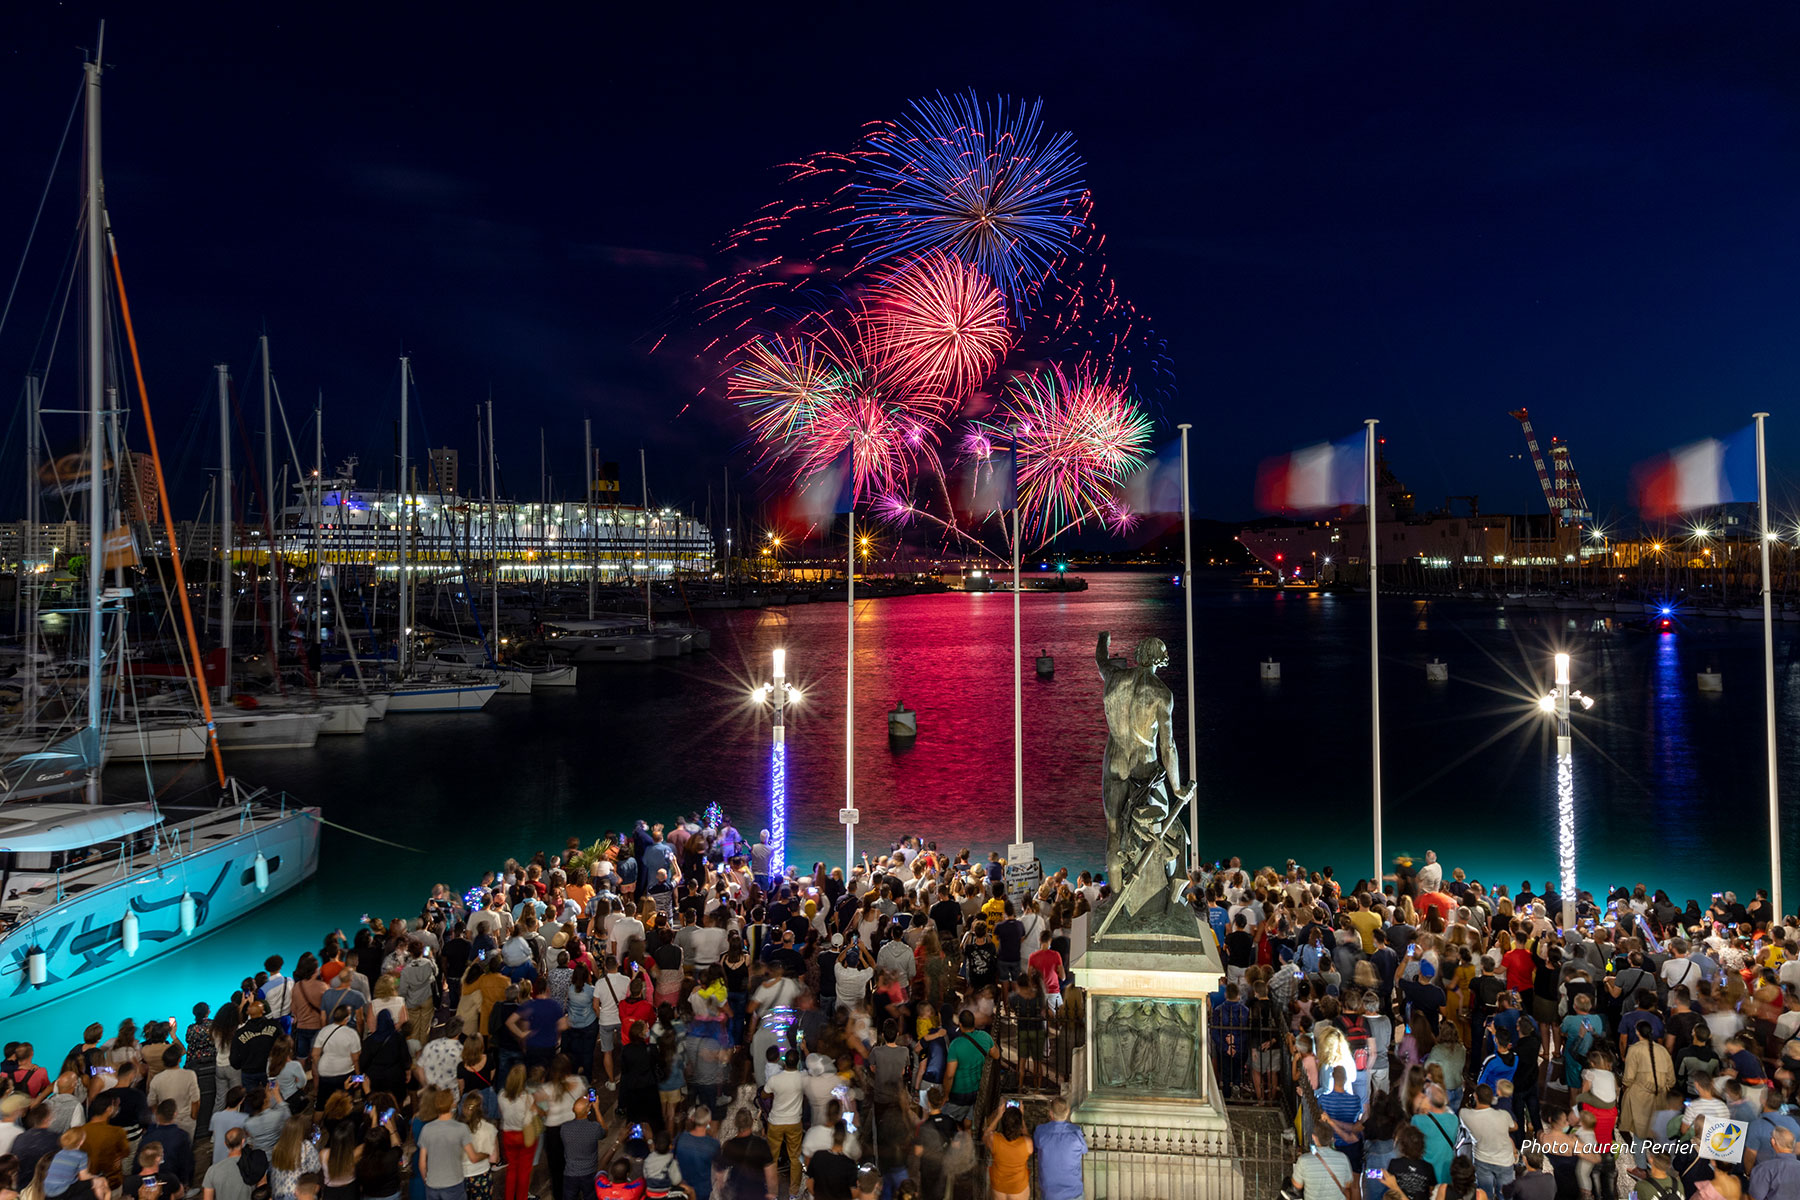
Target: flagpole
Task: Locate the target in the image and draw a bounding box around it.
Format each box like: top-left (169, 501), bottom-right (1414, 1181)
top-left (1013, 506), bottom-right (1024, 845)
top-left (1756, 412), bottom-right (1781, 921)
top-left (1178, 423), bottom-right (1197, 870)
top-left (844, 509), bottom-right (857, 873)
top-left (1366, 418), bottom-right (1383, 888)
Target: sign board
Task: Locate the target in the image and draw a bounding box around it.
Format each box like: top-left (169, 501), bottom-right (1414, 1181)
top-left (1005, 858), bottom-right (1042, 898)
top-left (1697, 1118), bottom-right (1748, 1164)
top-left (1007, 842), bottom-right (1035, 864)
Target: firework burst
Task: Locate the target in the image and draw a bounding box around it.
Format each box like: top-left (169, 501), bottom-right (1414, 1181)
top-left (986, 364), bottom-right (1154, 541)
top-left (858, 251), bottom-right (1012, 403)
top-left (855, 91), bottom-right (1087, 312)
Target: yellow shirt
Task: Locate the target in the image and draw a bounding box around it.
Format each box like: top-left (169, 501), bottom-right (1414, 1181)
top-left (1347, 910), bottom-right (1381, 954)
top-left (981, 897), bottom-right (1007, 922)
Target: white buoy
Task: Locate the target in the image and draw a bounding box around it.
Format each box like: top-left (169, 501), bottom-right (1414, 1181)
top-left (1260, 658), bottom-right (1281, 680)
top-left (1426, 658), bottom-right (1449, 682)
top-left (887, 701), bottom-right (918, 740)
top-left (179, 891), bottom-right (197, 936)
top-left (26, 946), bottom-right (46, 986)
top-left (253, 852), bottom-right (269, 893)
top-left (121, 909), bottom-right (140, 957)
top-left (1698, 669), bottom-right (1723, 693)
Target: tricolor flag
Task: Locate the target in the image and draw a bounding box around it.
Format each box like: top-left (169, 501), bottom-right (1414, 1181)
top-left (1633, 427), bottom-right (1757, 517)
top-left (1254, 433), bottom-right (1367, 512)
top-left (1121, 439), bottom-right (1186, 515)
top-left (793, 448), bottom-right (857, 524)
top-left (954, 436), bottom-right (1017, 518)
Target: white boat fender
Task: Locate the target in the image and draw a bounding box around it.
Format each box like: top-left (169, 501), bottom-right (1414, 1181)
top-left (180, 891), bottom-right (197, 935)
top-left (26, 945), bottom-right (46, 986)
top-left (253, 852), bottom-right (269, 893)
top-left (121, 908), bottom-right (140, 957)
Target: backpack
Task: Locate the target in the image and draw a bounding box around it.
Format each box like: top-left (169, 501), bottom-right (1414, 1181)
top-left (1569, 1015), bottom-right (1598, 1062)
top-left (1342, 1015), bottom-right (1372, 1072)
top-left (238, 1147), bottom-right (273, 1200)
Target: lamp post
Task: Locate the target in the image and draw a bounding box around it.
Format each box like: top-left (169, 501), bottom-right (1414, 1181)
top-left (1539, 650), bottom-right (1594, 930)
top-left (754, 647), bottom-right (800, 877)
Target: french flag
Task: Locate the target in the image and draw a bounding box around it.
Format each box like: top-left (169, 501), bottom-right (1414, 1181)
top-left (1254, 433), bottom-right (1366, 512)
top-left (1634, 427), bottom-right (1757, 517)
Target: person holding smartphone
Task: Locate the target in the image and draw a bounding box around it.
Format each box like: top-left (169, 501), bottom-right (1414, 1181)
top-left (983, 1103), bottom-right (1034, 1200)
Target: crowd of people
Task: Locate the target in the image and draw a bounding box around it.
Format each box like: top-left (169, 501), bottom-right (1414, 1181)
top-left (1252, 852), bottom-right (1800, 1200)
top-left (7, 823), bottom-right (1797, 1200)
top-left (0, 816), bottom-right (1102, 1200)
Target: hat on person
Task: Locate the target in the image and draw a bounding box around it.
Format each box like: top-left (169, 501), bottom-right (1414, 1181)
top-left (1419, 960), bottom-right (1436, 980)
top-left (0, 1093), bottom-right (28, 1119)
top-left (829, 933), bottom-right (844, 949)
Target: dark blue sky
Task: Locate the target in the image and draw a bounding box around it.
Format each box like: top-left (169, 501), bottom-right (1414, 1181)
top-left (2, 3), bottom-right (1796, 526)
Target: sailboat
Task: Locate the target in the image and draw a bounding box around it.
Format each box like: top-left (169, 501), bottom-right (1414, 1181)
top-left (383, 357), bottom-right (498, 713)
top-left (0, 34), bottom-right (319, 1020)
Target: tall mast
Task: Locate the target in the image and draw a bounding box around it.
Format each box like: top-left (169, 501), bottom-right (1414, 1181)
top-left (487, 400), bottom-right (498, 659)
top-left (585, 418), bottom-right (594, 620)
top-left (22, 374), bottom-right (39, 714)
top-left (82, 33), bottom-right (106, 802)
top-left (261, 335), bottom-right (279, 669)
top-left (640, 447), bottom-right (653, 632)
top-left (398, 356), bottom-right (410, 675)
top-left (313, 392), bottom-right (323, 659)
top-left (216, 364), bottom-right (233, 703)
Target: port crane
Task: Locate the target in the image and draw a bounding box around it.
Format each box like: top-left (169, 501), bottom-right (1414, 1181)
top-left (1509, 409), bottom-right (1592, 526)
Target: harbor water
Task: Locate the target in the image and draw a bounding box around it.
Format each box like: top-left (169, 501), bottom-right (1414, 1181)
top-left (13, 569), bottom-right (1800, 1047)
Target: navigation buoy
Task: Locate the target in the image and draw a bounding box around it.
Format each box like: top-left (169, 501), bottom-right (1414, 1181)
top-left (253, 852), bottom-right (269, 893)
top-left (121, 909), bottom-right (140, 957)
top-left (1426, 659), bottom-right (1449, 682)
top-left (1698, 668), bottom-right (1723, 693)
top-left (1035, 651), bottom-right (1054, 678)
top-left (1260, 658), bottom-right (1281, 680)
top-left (179, 891), bottom-right (197, 936)
top-left (26, 946), bottom-right (46, 986)
top-left (887, 701), bottom-right (918, 741)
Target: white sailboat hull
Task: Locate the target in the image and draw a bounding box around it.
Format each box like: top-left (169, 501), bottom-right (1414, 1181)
top-left (0, 804), bottom-right (321, 1021)
top-left (385, 682), bottom-right (500, 713)
top-left (212, 710), bottom-right (328, 750)
top-left (103, 721), bottom-right (208, 762)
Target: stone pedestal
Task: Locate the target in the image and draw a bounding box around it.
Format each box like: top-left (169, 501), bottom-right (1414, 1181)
top-left (1072, 906), bottom-right (1244, 1198)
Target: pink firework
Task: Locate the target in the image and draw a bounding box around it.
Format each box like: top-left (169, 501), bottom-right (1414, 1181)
top-left (858, 251), bottom-right (1012, 402)
top-left (732, 323), bottom-right (946, 503)
top-left (995, 363), bottom-right (1153, 540)
top-left (728, 336), bottom-right (845, 441)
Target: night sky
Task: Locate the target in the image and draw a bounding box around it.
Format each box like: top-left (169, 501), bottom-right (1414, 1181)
top-left (2, 4), bottom-right (1796, 528)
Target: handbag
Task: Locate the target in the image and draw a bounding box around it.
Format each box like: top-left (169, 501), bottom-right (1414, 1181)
top-left (522, 1110), bottom-right (544, 1148)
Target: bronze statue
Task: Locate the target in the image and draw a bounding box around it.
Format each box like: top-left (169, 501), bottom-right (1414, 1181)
top-left (1095, 631), bottom-right (1194, 923)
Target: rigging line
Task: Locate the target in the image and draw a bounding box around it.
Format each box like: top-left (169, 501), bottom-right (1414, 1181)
top-left (297, 810), bottom-right (425, 853)
top-left (0, 78), bottom-right (83, 351)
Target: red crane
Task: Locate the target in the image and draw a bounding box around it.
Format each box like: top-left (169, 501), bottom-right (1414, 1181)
top-left (1509, 408), bottom-right (1592, 526)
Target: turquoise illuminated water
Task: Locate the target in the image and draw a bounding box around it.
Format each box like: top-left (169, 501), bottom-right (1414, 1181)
top-left (12, 570), bottom-right (1799, 1048)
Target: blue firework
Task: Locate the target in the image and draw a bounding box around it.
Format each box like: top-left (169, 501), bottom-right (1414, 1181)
top-left (854, 91), bottom-right (1087, 312)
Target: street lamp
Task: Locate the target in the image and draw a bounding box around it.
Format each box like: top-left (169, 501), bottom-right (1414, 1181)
top-left (1541, 651), bottom-right (1594, 930)
top-left (753, 647), bottom-right (801, 875)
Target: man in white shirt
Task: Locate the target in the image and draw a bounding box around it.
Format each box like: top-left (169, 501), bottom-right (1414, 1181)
top-left (833, 940), bottom-right (876, 1010)
top-left (1416, 851), bottom-right (1443, 894)
top-left (260, 957), bottom-right (292, 1022)
top-left (690, 913), bottom-right (730, 969)
top-left (763, 1051), bottom-right (807, 1179)
top-left (608, 910), bottom-right (645, 961)
top-left (591, 959), bottom-right (633, 1090)
top-left (1460, 1085), bottom-right (1517, 1199)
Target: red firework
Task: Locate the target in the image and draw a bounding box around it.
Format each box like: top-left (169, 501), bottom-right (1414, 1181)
top-left (858, 251), bottom-right (1012, 403)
